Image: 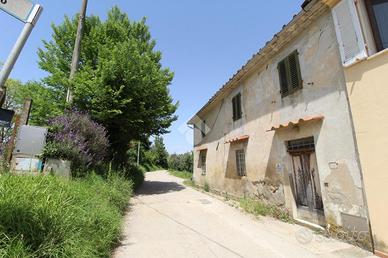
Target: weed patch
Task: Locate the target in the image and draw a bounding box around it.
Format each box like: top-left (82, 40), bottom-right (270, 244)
top-left (239, 197), bottom-right (293, 223)
top-left (183, 179), bottom-right (196, 188)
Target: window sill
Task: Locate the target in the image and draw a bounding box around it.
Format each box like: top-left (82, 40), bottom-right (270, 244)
top-left (281, 87), bottom-right (303, 99)
top-left (345, 48), bottom-right (388, 69)
top-left (367, 48), bottom-right (388, 61)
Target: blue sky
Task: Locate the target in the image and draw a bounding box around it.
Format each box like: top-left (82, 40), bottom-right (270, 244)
top-left (0, 0), bottom-right (302, 154)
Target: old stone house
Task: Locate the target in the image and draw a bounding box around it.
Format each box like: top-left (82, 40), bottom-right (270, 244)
top-left (188, 0), bottom-right (378, 252)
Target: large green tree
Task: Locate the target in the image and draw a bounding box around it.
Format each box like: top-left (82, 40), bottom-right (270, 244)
top-left (151, 136), bottom-right (169, 169)
top-left (4, 79), bottom-right (63, 125)
top-left (38, 7), bottom-right (178, 164)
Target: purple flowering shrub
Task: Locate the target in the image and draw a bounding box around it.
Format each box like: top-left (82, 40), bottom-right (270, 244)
top-left (43, 111), bottom-right (109, 172)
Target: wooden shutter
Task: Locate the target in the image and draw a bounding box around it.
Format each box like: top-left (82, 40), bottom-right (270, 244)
top-left (278, 59), bottom-right (289, 96)
top-left (288, 51), bottom-right (302, 90)
top-left (232, 93), bottom-right (242, 121)
top-left (232, 97), bottom-right (237, 120)
top-left (236, 93), bottom-right (242, 119)
top-left (332, 0), bottom-right (367, 65)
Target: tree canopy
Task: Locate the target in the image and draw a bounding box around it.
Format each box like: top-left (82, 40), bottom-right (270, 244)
top-left (35, 7), bottom-right (177, 164)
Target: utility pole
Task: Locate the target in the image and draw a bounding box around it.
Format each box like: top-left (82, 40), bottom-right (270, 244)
top-left (66, 0), bottom-right (88, 104)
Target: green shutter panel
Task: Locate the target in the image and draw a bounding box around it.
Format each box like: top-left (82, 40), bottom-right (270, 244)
top-left (237, 93), bottom-right (242, 119)
top-left (278, 60), bottom-right (288, 96)
top-left (232, 97), bottom-right (236, 120)
top-left (288, 51), bottom-right (302, 90)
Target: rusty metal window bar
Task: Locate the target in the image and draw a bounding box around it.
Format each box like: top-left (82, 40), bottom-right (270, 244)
top-left (235, 149), bottom-right (246, 176)
top-left (201, 120), bottom-right (206, 138)
top-left (287, 137), bottom-right (315, 153)
top-left (200, 150), bottom-right (207, 175)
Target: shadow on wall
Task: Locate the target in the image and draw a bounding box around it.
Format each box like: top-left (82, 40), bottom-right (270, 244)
top-left (136, 181), bottom-right (185, 196)
top-left (252, 134), bottom-right (286, 207)
top-left (225, 141), bottom-right (247, 180)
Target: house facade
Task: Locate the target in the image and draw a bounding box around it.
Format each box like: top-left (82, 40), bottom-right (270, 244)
top-left (327, 0), bottom-right (388, 256)
top-left (188, 0), bottom-right (374, 250)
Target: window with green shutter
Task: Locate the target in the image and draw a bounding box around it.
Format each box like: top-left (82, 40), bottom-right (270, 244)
top-left (277, 50), bottom-right (303, 98)
top-left (232, 93), bottom-right (242, 121)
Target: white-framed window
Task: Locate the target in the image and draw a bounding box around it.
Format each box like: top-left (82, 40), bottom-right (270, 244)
top-left (332, 0), bottom-right (368, 66)
top-left (235, 149), bottom-right (246, 177)
top-left (364, 0), bottom-right (388, 51)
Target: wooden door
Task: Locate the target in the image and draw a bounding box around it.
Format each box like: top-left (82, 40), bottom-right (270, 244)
top-left (291, 151), bottom-right (323, 211)
top-left (288, 137), bottom-right (323, 212)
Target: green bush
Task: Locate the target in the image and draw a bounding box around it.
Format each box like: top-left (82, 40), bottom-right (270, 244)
top-left (43, 111), bottom-right (109, 175)
top-left (0, 174), bottom-right (132, 257)
top-left (120, 164), bottom-right (145, 190)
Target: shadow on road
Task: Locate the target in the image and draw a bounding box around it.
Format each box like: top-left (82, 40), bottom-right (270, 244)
top-left (136, 180), bottom-right (185, 196)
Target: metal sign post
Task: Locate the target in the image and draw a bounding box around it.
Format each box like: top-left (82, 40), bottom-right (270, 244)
top-left (0, 1), bottom-right (43, 106)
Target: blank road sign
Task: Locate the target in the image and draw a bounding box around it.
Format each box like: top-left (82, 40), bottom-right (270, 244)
top-left (0, 0), bottom-right (34, 22)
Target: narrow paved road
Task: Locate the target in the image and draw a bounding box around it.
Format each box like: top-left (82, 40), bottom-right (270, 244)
top-left (113, 171), bottom-right (375, 258)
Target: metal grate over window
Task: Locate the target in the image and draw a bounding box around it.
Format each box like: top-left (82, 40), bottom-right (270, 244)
top-left (201, 120), bottom-right (206, 138)
top-left (287, 137), bottom-right (315, 153)
top-left (200, 150), bottom-right (207, 175)
top-left (235, 149), bottom-right (246, 176)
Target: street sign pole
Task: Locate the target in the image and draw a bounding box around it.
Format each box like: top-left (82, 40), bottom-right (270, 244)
top-left (0, 4), bottom-right (43, 106)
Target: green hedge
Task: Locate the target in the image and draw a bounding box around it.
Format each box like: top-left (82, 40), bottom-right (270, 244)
top-left (0, 174), bottom-right (132, 257)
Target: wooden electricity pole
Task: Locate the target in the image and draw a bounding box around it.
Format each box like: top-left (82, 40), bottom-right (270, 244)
top-left (66, 0), bottom-right (88, 104)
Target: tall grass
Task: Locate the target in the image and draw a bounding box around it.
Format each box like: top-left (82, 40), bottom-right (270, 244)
top-left (239, 197), bottom-right (293, 223)
top-left (0, 174), bottom-right (133, 257)
top-left (168, 170), bottom-right (192, 180)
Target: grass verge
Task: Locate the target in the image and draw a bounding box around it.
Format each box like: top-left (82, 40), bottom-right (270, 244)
top-left (239, 197), bottom-right (293, 223)
top-left (168, 170), bottom-right (193, 179)
top-left (0, 173), bottom-right (133, 257)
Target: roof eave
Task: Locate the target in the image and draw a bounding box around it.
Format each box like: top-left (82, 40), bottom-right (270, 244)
top-left (188, 0), bottom-right (329, 123)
